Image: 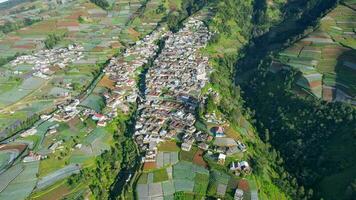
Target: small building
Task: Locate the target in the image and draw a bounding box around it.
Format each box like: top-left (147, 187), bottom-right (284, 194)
top-left (198, 142), bottom-right (209, 151)
top-left (47, 128), bottom-right (57, 135)
top-left (234, 188), bottom-right (244, 200)
top-left (92, 113), bottom-right (105, 121)
top-left (21, 128), bottom-right (37, 137)
top-left (97, 120), bottom-right (107, 127)
top-left (230, 161), bottom-right (251, 174)
top-left (251, 190), bottom-right (259, 200)
top-left (237, 140), bottom-right (247, 152)
top-left (218, 153), bottom-right (226, 165)
top-left (212, 126), bottom-right (225, 137)
top-left (23, 151), bottom-right (42, 163)
top-left (181, 142), bottom-right (192, 151)
top-left (213, 137), bottom-right (238, 148)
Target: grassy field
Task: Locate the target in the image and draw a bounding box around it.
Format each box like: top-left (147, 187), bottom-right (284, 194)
top-left (179, 146), bottom-right (198, 162)
top-left (157, 141), bottom-right (180, 152)
top-left (39, 158), bottom-right (66, 178)
top-left (153, 168), bottom-right (169, 183)
top-left (30, 179), bottom-right (70, 200)
top-left (0, 161), bottom-right (39, 200)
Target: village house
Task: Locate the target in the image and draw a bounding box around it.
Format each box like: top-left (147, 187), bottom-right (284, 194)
top-left (230, 161), bottom-right (251, 175)
top-left (234, 189), bottom-right (244, 200)
top-left (218, 153), bottom-right (226, 165)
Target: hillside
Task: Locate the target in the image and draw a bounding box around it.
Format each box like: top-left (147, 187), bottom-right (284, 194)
top-left (0, 0), bottom-right (354, 200)
top-left (232, 0), bottom-right (356, 199)
top-left (275, 0), bottom-right (356, 104)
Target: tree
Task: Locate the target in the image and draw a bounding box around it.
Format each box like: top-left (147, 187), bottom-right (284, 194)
top-left (44, 33), bottom-right (63, 49)
top-left (90, 0), bottom-right (110, 10)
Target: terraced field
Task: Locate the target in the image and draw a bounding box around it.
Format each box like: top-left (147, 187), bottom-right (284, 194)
top-left (275, 2), bottom-right (356, 104)
top-left (137, 161), bottom-right (210, 199)
top-left (0, 0), bottom-right (147, 140)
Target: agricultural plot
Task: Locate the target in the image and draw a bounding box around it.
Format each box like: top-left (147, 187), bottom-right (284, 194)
top-left (156, 151), bottom-right (179, 168)
top-left (276, 4), bottom-right (356, 102)
top-left (157, 141), bottom-right (180, 152)
top-left (207, 170), bottom-right (231, 197)
top-left (79, 94), bottom-right (105, 112)
top-left (0, 161), bottom-right (39, 200)
top-left (0, 0), bottom-right (147, 137)
top-left (125, 0), bottom-right (162, 37)
top-left (0, 164), bottom-right (24, 193)
top-left (179, 146), bottom-right (198, 162)
top-left (137, 161), bottom-right (209, 200)
top-left (36, 164), bottom-right (80, 190)
top-left (0, 143), bottom-right (27, 173)
top-left (0, 151), bottom-right (19, 174)
top-left (38, 118), bottom-right (112, 178)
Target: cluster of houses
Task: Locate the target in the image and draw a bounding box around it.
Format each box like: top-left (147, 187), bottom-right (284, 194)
top-left (10, 44), bottom-right (84, 79)
top-left (210, 126), bottom-right (251, 176)
top-left (52, 99), bottom-right (81, 122)
top-left (23, 151), bottom-right (46, 162)
top-left (103, 27), bottom-right (167, 114)
top-left (133, 18), bottom-right (212, 163)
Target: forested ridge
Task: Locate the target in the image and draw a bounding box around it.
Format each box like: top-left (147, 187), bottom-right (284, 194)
top-left (230, 0), bottom-right (356, 199)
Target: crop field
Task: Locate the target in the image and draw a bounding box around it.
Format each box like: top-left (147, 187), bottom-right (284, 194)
top-left (36, 164), bottom-right (80, 190)
top-left (0, 151), bottom-right (11, 171)
top-left (207, 170), bottom-right (230, 197)
top-left (0, 164), bottom-right (23, 193)
top-left (0, 150), bottom-right (18, 173)
top-left (0, 161), bottom-right (39, 200)
top-left (137, 161), bottom-right (209, 199)
top-left (98, 75), bottom-right (115, 89)
top-left (38, 117), bottom-right (113, 177)
top-left (80, 94), bottom-right (105, 112)
top-left (276, 4), bottom-right (356, 101)
top-left (0, 144), bottom-right (27, 170)
top-left (31, 180), bottom-right (71, 200)
top-left (179, 146), bottom-right (198, 162)
top-left (0, 0), bottom-right (150, 138)
top-left (156, 151), bottom-right (179, 168)
top-left (192, 149), bottom-right (208, 168)
top-left (157, 141), bottom-right (180, 152)
top-left (153, 168), bottom-right (169, 183)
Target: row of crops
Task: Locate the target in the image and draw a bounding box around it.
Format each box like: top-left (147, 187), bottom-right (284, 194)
top-left (137, 161), bottom-right (210, 199)
top-left (275, 4), bottom-right (356, 101)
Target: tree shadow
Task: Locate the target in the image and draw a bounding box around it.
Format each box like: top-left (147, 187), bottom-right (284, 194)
top-left (325, 49), bottom-right (356, 104)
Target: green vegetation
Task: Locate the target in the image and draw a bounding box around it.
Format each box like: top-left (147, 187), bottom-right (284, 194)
top-left (179, 146), bottom-right (197, 162)
top-left (153, 168), bottom-right (169, 182)
top-left (0, 18), bottom-right (41, 34)
top-left (227, 1), bottom-right (356, 200)
top-left (90, 0), bottom-right (110, 10)
top-left (44, 33), bottom-right (64, 49)
top-left (193, 173), bottom-right (209, 195)
top-left (166, 0), bottom-right (207, 32)
top-left (242, 63), bottom-right (355, 199)
top-left (198, 0), bottom-right (341, 199)
top-left (157, 141), bottom-right (180, 152)
top-left (67, 111), bottom-right (138, 199)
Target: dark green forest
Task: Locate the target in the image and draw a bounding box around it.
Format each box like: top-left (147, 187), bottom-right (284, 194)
top-left (228, 0), bottom-right (356, 199)
top-left (203, 0), bottom-right (355, 199)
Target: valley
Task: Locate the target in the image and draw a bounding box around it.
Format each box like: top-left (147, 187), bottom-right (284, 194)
top-left (0, 0), bottom-right (354, 200)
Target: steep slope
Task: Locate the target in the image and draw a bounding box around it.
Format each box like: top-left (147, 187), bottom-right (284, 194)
top-left (275, 1), bottom-right (356, 103)
top-left (231, 0), bottom-right (356, 199)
